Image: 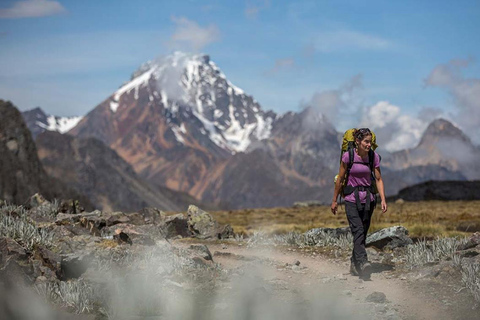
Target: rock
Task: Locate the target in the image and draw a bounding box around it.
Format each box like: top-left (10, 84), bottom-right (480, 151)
top-left (394, 198), bottom-right (405, 205)
top-left (113, 231), bottom-right (133, 245)
top-left (293, 260), bottom-right (301, 266)
top-left (55, 211), bottom-right (101, 225)
top-left (165, 213), bottom-right (193, 239)
top-left (61, 251), bottom-right (94, 280)
top-left (0, 237), bottom-right (33, 284)
top-left (366, 226), bottom-right (413, 250)
top-left (304, 227), bottom-right (351, 245)
top-left (34, 247), bottom-right (63, 280)
top-left (293, 200), bottom-right (323, 208)
top-left (459, 250), bottom-right (479, 258)
top-left (138, 207), bottom-right (166, 224)
top-left (366, 291), bottom-right (387, 303)
top-left (191, 256), bottom-right (211, 267)
top-left (189, 244), bottom-right (213, 261)
top-left (457, 232), bottom-right (480, 250)
top-left (187, 205), bottom-right (219, 239)
top-left (217, 224), bottom-right (235, 239)
top-left (28, 193), bottom-right (49, 208)
top-left (80, 216), bottom-right (105, 236)
top-left (103, 224), bottom-right (156, 245)
top-left (59, 199), bottom-right (85, 214)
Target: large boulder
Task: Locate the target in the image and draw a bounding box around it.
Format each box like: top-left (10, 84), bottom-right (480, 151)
top-left (165, 213), bottom-right (193, 239)
top-left (366, 226), bottom-right (413, 250)
top-left (187, 205), bottom-right (233, 239)
top-left (304, 227), bottom-right (351, 245)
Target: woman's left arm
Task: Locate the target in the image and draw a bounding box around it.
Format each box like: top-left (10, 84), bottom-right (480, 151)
top-left (374, 167), bottom-right (388, 213)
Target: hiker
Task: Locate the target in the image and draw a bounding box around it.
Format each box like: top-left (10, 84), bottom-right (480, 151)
top-left (331, 128), bottom-right (387, 277)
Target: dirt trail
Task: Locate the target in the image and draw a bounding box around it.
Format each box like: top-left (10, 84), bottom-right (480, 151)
top-left (193, 243), bottom-right (467, 320)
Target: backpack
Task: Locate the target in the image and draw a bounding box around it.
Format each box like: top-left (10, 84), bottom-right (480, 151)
top-left (335, 128), bottom-right (379, 199)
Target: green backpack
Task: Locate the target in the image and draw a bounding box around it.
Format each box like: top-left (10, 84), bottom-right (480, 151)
top-left (335, 128), bottom-right (379, 198)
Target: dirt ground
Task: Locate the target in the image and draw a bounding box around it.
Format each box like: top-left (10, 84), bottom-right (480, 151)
top-left (179, 241), bottom-right (479, 320)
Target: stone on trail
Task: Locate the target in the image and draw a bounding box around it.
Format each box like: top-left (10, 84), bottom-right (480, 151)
top-left (366, 226), bottom-right (413, 250)
top-left (189, 244), bottom-right (213, 261)
top-left (303, 227), bottom-right (350, 245)
top-left (366, 291), bottom-right (388, 303)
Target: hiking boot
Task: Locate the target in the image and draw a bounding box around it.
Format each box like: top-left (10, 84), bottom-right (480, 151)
top-left (350, 262), bottom-right (359, 276)
top-left (359, 261), bottom-right (372, 277)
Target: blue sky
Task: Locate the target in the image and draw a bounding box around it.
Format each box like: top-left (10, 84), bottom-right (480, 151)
top-left (1, 0), bottom-right (479, 148)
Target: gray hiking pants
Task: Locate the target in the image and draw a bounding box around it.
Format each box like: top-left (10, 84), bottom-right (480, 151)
top-left (345, 200), bottom-right (375, 268)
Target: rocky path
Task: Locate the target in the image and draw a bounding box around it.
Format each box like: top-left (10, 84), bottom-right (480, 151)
top-left (183, 242), bottom-right (474, 320)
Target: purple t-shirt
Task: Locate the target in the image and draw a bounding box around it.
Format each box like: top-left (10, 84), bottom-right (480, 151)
top-left (342, 151), bottom-right (380, 203)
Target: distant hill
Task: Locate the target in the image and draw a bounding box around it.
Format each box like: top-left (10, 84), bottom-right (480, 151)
top-left (393, 180), bottom-right (480, 201)
top-left (36, 131), bottom-right (209, 212)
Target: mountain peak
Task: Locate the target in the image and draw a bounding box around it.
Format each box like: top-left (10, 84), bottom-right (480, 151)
top-left (420, 118), bottom-right (470, 144)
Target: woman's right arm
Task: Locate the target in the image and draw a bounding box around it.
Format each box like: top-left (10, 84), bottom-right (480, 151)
top-left (331, 161), bottom-right (347, 215)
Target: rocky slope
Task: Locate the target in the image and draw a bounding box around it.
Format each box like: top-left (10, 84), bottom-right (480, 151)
top-left (36, 131), bottom-right (206, 212)
top-left (0, 100), bottom-right (90, 207)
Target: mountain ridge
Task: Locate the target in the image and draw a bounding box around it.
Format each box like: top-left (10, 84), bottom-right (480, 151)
top-left (20, 52), bottom-right (480, 209)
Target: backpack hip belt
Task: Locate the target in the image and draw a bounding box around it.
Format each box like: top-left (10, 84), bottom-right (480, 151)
top-left (343, 185), bottom-right (375, 212)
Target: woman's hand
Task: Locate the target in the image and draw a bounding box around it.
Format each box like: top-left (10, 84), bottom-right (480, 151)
top-left (331, 200), bottom-right (338, 215)
top-left (381, 200), bottom-right (388, 213)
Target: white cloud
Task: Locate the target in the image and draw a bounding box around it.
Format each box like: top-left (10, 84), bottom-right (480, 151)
top-left (302, 75), bottom-right (364, 129)
top-left (0, 0), bottom-right (66, 19)
top-left (314, 30), bottom-right (391, 52)
top-left (170, 16), bottom-right (220, 52)
top-left (425, 58), bottom-right (480, 144)
top-left (360, 101), bottom-right (427, 152)
top-left (265, 58), bottom-right (295, 75)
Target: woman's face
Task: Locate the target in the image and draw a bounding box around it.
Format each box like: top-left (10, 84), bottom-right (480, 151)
top-left (357, 134), bottom-right (372, 153)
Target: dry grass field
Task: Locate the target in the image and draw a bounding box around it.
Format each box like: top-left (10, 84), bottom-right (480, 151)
top-left (206, 200), bottom-right (480, 239)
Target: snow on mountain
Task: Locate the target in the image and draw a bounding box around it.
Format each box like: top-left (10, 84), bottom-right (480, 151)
top-left (22, 107), bottom-right (83, 138)
top-left (109, 51), bottom-right (276, 153)
top-left (39, 115), bottom-right (83, 133)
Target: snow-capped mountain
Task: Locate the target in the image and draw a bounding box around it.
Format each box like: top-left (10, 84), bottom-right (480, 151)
top-left (73, 52), bottom-right (275, 154)
top-left (22, 107), bottom-right (82, 139)
top-left (70, 52), bottom-right (277, 196)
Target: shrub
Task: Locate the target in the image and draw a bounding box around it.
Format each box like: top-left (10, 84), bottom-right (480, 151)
top-left (0, 204), bottom-right (53, 250)
top-left (405, 237), bottom-right (467, 267)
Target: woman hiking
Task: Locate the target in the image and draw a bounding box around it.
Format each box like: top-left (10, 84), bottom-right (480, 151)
top-left (331, 128), bottom-right (387, 278)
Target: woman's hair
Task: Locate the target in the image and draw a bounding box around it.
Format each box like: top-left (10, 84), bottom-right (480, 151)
top-left (353, 128), bottom-right (372, 143)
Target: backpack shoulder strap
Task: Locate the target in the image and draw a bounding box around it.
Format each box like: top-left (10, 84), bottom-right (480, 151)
top-left (344, 146), bottom-right (354, 185)
top-left (368, 149), bottom-right (377, 179)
